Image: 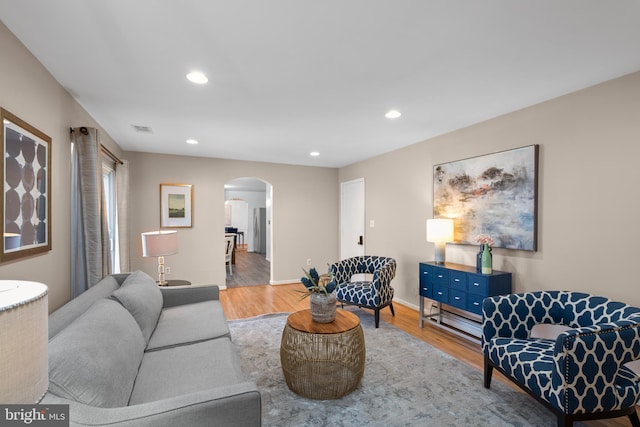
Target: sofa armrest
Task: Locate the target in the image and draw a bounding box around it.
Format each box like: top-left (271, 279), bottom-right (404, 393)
top-left (160, 285), bottom-right (220, 308)
top-left (551, 323), bottom-right (640, 413)
top-left (42, 382), bottom-right (261, 427)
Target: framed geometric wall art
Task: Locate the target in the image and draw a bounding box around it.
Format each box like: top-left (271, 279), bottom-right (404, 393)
top-left (1, 108), bottom-right (52, 262)
top-left (433, 145), bottom-right (539, 251)
top-left (160, 183), bottom-right (193, 228)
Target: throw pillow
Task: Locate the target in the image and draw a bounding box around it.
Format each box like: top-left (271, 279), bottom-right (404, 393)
top-left (48, 299), bottom-right (145, 408)
top-left (111, 270), bottom-right (163, 344)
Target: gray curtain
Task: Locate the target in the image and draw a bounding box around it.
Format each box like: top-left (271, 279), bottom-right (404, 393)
top-left (116, 159), bottom-right (130, 272)
top-left (71, 127), bottom-right (111, 298)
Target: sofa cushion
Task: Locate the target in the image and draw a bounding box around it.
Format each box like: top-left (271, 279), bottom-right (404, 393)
top-left (48, 299), bottom-right (145, 408)
top-left (146, 300), bottom-right (230, 351)
top-left (48, 275), bottom-right (120, 339)
top-left (129, 338), bottom-right (246, 405)
top-left (487, 338), bottom-right (556, 403)
top-left (111, 270), bottom-right (163, 344)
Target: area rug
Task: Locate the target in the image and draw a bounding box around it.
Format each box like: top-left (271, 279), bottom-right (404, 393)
top-left (228, 308), bottom-right (573, 427)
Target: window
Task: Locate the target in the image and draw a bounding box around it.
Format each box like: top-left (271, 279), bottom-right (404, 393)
top-left (102, 158), bottom-right (120, 273)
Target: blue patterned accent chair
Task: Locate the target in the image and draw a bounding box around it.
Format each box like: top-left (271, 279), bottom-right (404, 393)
top-left (329, 256), bottom-right (396, 328)
top-left (482, 291), bottom-right (640, 427)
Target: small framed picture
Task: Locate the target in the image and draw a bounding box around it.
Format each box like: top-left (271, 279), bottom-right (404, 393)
top-left (160, 183), bottom-right (193, 228)
top-left (1, 108), bottom-right (52, 262)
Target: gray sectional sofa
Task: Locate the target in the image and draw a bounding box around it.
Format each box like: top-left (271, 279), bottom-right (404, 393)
top-left (42, 271), bottom-right (261, 426)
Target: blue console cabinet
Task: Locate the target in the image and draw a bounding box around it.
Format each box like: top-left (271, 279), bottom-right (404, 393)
top-left (419, 261), bottom-right (512, 337)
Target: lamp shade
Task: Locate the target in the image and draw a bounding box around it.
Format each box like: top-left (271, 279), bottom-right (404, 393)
top-left (0, 280), bottom-right (49, 403)
top-left (426, 219), bottom-right (454, 243)
top-left (141, 230), bottom-right (178, 257)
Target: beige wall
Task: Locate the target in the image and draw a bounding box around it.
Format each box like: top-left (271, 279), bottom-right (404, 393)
top-left (0, 22), bottom-right (123, 312)
top-left (126, 151), bottom-right (339, 286)
top-left (340, 71), bottom-right (640, 309)
top-left (3, 16), bottom-right (640, 314)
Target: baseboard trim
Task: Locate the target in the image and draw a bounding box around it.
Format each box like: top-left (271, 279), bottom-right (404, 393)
top-left (269, 279), bottom-right (299, 286)
top-left (393, 297), bottom-right (418, 311)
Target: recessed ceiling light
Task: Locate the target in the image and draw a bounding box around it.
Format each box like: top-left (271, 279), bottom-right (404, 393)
top-left (186, 139), bottom-right (198, 145)
top-left (186, 71), bottom-right (208, 84)
top-left (385, 110), bottom-right (402, 119)
top-left (310, 151), bottom-right (320, 157)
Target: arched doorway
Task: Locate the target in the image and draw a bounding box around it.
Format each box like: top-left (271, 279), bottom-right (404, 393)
top-left (224, 177), bottom-right (272, 287)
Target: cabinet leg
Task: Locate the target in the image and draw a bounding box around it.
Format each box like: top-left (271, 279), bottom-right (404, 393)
top-left (419, 297), bottom-right (424, 328)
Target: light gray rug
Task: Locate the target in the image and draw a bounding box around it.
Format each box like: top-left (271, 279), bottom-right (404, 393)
top-left (228, 308), bottom-right (567, 427)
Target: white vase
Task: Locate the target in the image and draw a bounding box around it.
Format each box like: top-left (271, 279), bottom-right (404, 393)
top-left (309, 292), bottom-right (337, 323)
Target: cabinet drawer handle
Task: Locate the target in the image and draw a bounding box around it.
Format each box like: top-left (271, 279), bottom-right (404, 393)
top-left (473, 302), bottom-right (480, 306)
top-left (437, 291), bottom-right (443, 296)
top-left (437, 274), bottom-right (444, 278)
top-left (473, 282), bottom-right (480, 287)
top-left (454, 278), bottom-right (460, 282)
top-left (454, 296), bottom-right (461, 300)
top-left (423, 272), bottom-right (428, 275)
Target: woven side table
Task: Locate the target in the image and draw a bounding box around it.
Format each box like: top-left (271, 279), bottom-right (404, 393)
top-left (280, 309), bottom-right (365, 400)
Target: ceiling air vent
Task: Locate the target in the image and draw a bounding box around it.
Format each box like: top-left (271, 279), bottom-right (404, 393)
top-left (131, 125), bottom-right (153, 133)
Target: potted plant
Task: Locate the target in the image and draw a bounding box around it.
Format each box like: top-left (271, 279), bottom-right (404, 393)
top-left (299, 267), bottom-right (338, 323)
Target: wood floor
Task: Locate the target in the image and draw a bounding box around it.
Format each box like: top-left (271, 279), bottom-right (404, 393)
top-left (220, 283), bottom-right (638, 427)
top-left (225, 246), bottom-right (270, 288)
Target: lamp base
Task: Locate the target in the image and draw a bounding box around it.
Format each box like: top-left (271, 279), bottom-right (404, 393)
top-left (157, 256), bottom-right (167, 285)
top-left (434, 242), bottom-right (446, 264)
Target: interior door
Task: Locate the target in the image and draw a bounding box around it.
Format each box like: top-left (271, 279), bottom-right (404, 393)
top-left (340, 178), bottom-right (365, 260)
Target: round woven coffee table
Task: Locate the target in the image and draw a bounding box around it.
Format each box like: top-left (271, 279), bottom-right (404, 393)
top-left (280, 309), bottom-right (365, 400)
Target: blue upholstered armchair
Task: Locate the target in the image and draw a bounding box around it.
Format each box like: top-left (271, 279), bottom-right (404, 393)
top-left (482, 291), bottom-right (640, 427)
top-left (329, 256), bottom-right (396, 328)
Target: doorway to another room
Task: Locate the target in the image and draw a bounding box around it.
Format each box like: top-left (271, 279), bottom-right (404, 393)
top-left (224, 177), bottom-right (272, 288)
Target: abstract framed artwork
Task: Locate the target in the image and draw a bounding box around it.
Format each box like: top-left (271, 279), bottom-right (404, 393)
top-left (433, 145), bottom-right (539, 251)
top-left (160, 183), bottom-right (193, 228)
top-left (1, 108), bottom-right (52, 262)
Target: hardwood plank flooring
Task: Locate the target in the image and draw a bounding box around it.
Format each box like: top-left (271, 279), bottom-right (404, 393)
top-left (220, 283), bottom-right (638, 426)
top-left (225, 247), bottom-right (270, 288)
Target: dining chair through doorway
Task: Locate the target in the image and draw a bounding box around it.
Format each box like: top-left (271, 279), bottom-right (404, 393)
top-left (225, 235), bottom-right (235, 275)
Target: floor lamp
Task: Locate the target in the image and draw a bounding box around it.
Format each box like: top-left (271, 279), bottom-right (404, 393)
top-left (141, 230), bottom-right (178, 285)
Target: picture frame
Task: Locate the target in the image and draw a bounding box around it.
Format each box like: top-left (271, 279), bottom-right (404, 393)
top-left (160, 183), bottom-right (193, 228)
top-left (1, 108), bottom-right (52, 262)
top-left (433, 145), bottom-right (539, 251)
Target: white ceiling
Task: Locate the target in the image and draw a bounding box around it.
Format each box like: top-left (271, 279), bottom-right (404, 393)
top-left (1, 1), bottom-right (639, 168)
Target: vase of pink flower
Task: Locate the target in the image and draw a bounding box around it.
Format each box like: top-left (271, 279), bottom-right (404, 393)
top-left (475, 234), bottom-right (494, 273)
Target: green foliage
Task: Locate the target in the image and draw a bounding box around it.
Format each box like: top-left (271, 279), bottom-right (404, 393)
top-left (298, 266), bottom-right (337, 300)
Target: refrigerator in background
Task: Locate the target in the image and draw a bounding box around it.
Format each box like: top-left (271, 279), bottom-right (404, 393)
top-left (253, 208), bottom-right (266, 254)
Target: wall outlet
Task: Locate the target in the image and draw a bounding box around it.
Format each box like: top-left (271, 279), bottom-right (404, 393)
top-left (165, 266), bottom-right (171, 275)
top-left (306, 258), bottom-right (312, 265)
